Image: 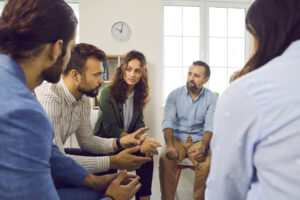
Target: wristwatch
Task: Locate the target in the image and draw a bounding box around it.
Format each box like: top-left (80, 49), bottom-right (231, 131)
top-left (116, 138), bottom-right (124, 150)
top-left (199, 146), bottom-right (208, 155)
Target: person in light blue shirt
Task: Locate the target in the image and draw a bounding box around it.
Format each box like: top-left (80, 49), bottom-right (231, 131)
top-left (159, 61), bottom-right (217, 200)
top-left (0, 0), bottom-right (141, 200)
top-left (205, 0), bottom-right (300, 200)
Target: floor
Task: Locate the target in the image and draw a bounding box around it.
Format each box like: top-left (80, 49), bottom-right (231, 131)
top-left (132, 155), bottom-right (195, 200)
top-left (65, 136), bottom-right (195, 200)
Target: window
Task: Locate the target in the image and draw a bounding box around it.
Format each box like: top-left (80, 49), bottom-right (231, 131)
top-left (163, 6), bottom-right (201, 101)
top-left (0, 1), bottom-right (6, 15)
top-left (163, 1), bottom-right (249, 103)
top-left (209, 7), bottom-right (246, 95)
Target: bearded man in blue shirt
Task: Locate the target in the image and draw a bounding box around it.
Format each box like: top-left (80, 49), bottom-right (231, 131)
top-left (159, 61), bottom-right (217, 200)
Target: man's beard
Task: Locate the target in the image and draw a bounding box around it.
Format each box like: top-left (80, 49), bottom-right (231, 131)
top-left (186, 81), bottom-right (202, 93)
top-left (78, 84), bottom-right (101, 97)
top-left (41, 54), bottom-right (64, 83)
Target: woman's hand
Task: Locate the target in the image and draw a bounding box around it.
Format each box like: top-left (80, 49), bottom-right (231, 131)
top-left (140, 136), bottom-right (161, 157)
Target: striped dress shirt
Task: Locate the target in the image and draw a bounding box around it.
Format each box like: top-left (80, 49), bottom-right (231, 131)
top-left (35, 78), bottom-right (115, 173)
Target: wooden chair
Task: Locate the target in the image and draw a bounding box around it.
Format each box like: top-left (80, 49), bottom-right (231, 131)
top-left (175, 157), bottom-right (195, 188)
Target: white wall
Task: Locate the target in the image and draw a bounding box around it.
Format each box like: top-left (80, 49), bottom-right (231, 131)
top-left (79, 0), bottom-right (165, 144)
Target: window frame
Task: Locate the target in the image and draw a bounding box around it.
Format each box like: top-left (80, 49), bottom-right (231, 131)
top-left (162, 0), bottom-right (251, 104)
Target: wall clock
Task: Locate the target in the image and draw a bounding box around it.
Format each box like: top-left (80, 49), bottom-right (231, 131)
top-left (111, 21), bottom-right (132, 42)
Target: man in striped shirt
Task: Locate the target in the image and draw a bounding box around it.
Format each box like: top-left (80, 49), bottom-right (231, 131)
top-left (36, 43), bottom-right (151, 174)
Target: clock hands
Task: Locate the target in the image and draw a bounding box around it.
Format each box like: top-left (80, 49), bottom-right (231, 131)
top-left (115, 24), bottom-right (124, 33)
top-left (120, 24), bottom-right (123, 33)
top-left (115, 27), bottom-right (122, 33)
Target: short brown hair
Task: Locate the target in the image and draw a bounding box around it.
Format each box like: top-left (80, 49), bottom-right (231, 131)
top-left (63, 43), bottom-right (106, 75)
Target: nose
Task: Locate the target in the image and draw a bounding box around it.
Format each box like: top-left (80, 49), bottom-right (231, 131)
top-left (98, 75), bottom-right (104, 84)
top-left (129, 70), bottom-right (135, 77)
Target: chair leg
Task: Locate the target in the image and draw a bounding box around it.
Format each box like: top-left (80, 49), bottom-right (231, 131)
top-left (175, 169), bottom-right (181, 189)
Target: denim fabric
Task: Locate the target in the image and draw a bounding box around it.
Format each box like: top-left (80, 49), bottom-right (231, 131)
top-left (0, 54), bottom-right (90, 199)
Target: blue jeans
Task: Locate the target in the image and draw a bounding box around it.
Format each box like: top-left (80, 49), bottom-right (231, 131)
top-left (57, 187), bottom-right (106, 200)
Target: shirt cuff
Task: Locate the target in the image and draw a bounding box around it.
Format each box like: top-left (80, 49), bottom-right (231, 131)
top-left (97, 156), bottom-right (110, 172)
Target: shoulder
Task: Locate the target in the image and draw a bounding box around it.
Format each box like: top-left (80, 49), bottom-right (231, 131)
top-left (168, 86), bottom-right (186, 99)
top-left (203, 87), bottom-right (218, 102)
top-left (1, 94), bottom-right (53, 133)
top-left (100, 85), bottom-right (112, 97)
top-left (35, 81), bottom-right (62, 104)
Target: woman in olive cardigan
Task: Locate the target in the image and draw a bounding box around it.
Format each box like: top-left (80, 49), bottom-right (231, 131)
top-left (94, 50), bottom-right (160, 200)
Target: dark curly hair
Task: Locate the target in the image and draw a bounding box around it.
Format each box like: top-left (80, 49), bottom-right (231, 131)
top-left (109, 50), bottom-right (149, 109)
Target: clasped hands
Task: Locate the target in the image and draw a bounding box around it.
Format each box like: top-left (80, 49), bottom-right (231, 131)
top-left (110, 127), bottom-right (161, 171)
top-left (83, 170), bottom-right (141, 200)
top-left (166, 145), bottom-right (206, 163)
top-left (119, 127), bottom-right (161, 157)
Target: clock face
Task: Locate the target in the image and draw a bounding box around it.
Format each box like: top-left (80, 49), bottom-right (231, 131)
top-left (111, 21), bottom-right (132, 42)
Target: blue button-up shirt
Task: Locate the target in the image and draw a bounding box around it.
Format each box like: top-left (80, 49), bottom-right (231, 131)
top-left (162, 86), bottom-right (217, 142)
top-left (206, 40), bottom-right (300, 200)
top-left (0, 54), bottom-right (89, 199)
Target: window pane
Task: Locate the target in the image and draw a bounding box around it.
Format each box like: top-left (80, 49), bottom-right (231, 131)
top-left (228, 8), bottom-right (245, 38)
top-left (0, 1), bottom-right (5, 15)
top-left (183, 37), bottom-right (200, 66)
top-left (209, 68), bottom-right (228, 94)
top-left (164, 36), bottom-right (182, 67)
top-left (209, 38), bottom-right (227, 67)
top-left (183, 7), bottom-right (200, 36)
top-left (228, 38), bottom-right (245, 67)
top-left (164, 6), bottom-right (182, 36)
top-left (164, 67), bottom-right (183, 100)
top-left (182, 66), bottom-right (189, 85)
top-left (209, 7), bottom-right (227, 37)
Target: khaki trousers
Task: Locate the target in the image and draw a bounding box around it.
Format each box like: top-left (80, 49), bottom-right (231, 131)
top-left (159, 136), bottom-right (211, 200)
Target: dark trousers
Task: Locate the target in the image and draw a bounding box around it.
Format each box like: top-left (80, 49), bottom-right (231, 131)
top-left (64, 148), bottom-right (154, 199)
top-left (131, 151), bottom-right (154, 199)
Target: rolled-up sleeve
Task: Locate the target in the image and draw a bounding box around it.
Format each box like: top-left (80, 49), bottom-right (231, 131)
top-left (203, 93), bottom-right (217, 133)
top-left (162, 90), bottom-right (177, 130)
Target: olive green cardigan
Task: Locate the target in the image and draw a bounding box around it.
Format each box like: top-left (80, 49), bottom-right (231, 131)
top-left (93, 85), bottom-right (145, 138)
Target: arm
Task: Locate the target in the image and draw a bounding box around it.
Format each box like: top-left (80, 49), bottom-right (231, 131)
top-left (162, 90), bottom-right (181, 160)
top-left (38, 94), bottom-right (113, 173)
top-left (202, 92), bottom-right (217, 149)
top-left (205, 86), bottom-right (258, 200)
top-left (188, 93), bottom-right (217, 161)
top-left (75, 97), bottom-right (115, 154)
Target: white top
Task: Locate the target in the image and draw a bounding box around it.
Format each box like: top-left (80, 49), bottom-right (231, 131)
top-left (123, 91), bottom-right (134, 132)
top-left (205, 40), bottom-right (300, 200)
top-left (35, 78), bottom-right (115, 173)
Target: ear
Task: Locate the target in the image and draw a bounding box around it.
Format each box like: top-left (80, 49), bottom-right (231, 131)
top-left (70, 69), bottom-right (82, 83)
top-left (204, 77), bottom-right (209, 84)
top-left (51, 39), bottom-right (64, 61)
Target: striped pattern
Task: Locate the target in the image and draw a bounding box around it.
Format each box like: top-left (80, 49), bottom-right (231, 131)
top-left (35, 78), bottom-right (115, 173)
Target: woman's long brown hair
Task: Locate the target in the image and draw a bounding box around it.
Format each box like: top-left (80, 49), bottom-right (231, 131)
top-left (109, 50), bottom-right (149, 109)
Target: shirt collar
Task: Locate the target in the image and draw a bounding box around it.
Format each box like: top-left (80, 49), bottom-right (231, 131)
top-left (0, 54), bottom-right (26, 85)
top-left (184, 85), bottom-right (205, 101)
top-left (58, 78), bottom-right (80, 106)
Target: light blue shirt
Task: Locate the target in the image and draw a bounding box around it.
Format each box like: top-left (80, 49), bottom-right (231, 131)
top-left (206, 40), bottom-right (300, 200)
top-left (162, 86), bottom-right (217, 142)
top-left (0, 54), bottom-right (89, 199)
